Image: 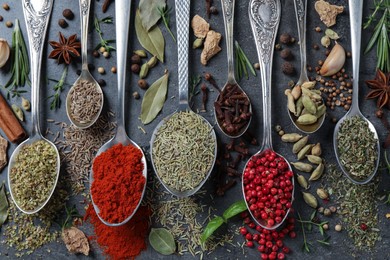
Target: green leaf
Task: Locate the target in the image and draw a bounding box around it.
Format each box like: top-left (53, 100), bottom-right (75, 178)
top-left (0, 183), bottom-right (9, 227)
top-left (201, 216), bottom-right (224, 244)
top-left (310, 210), bottom-right (316, 221)
top-left (140, 72), bottom-right (169, 124)
top-left (139, 0), bottom-right (166, 31)
top-left (149, 228), bottom-right (176, 255)
top-left (222, 200), bottom-right (247, 221)
top-left (135, 9), bottom-right (165, 62)
top-left (319, 225), bottom-right (324, 236)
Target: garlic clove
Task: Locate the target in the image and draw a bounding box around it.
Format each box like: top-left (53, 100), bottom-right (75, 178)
top-left (319, 41), bottom-right (346, 77)
top-left (0, 38), bottom-right (10, 69)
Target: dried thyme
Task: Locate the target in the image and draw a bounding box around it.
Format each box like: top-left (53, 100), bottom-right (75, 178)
top-left (337, 116), bottom-right (378, 180)
top-left (152, 111), bottom-right (215, 192)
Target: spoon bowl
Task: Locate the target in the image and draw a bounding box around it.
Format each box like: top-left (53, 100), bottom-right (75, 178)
top-left (8, 0), bottom-right (60, 214)
top-left (66, 0), bottom-right (103, 129)
top-left (90, 0), bottom-right (147, 226)
top-left (333, 0), bottom-right (380, 184)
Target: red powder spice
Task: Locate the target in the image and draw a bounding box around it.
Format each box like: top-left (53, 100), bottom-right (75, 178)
top-left (85, 204), bottom-right (150, 260)
top-left (91, 143), bottom-right (145, 223)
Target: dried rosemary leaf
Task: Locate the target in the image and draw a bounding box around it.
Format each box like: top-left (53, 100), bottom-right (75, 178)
top-left (0, 183), bottom-right (9, 227)
top-left (149, 228), bottom-right (176, 255)
top-left (140, 71), bottom-right (169, 124)
top-left (135, 9), bottom-right (165, 62)
top-left (139, 0), bottom-right (166, 31)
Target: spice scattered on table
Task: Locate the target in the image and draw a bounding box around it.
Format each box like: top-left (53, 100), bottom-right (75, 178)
top-left (152, 111), bottom-right (215, 192)
top-left (9, 140), bottom-right (57, 211)
top-left (62, 227), bottom-right (90, 256)
top-left (0, 38), bottom-right (10, 68)
top-left (91, 143), bottom-right (145, 224)
top-left (314, 0), bottom-right (344, 27)
top-left (319, 42), bottom-right (346, 77)
top-left (49, 32), bottom-right (81, 65)
top-left (0, 134), bottom-right (8, 171)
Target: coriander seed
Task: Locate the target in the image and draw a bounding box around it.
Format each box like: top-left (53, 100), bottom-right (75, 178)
top-left (99, 46), bottom-right (106, 53)
top-left (132, 91), bottom-right (140, 99)
top-left (2, 3), bottom-right (10, 10)
top-left (103, 51), bottom-right (110, 58)
top-left (111, 66), bottom-right (117, 73)
top-left (97, 67), bottom-right (105, 74)
top-left (5, 21), bottom-right (13, 28)
top-left (335, 224), bottom-right (342, 232)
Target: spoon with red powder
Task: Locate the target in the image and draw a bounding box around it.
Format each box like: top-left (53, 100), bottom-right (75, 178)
top-left (89, 0), bottom-right (147, 227)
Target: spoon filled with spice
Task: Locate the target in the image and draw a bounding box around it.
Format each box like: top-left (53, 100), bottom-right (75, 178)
top-left (286, 0), bottom-right (326, 133)
top-left (214, 0), bottom-right (252, 138)
top-left (8, 0), bottom-right (60, 214)
top-left (150, 0), bottom-right (217, 198)
top-left (333, 0), bottom-right (380, 184)
top-left (242, 0), bottom-right (294, 230)
top-left (66, 0), bottom-right (103, 129)
top-left (90, 0), bottom-right (147, 226)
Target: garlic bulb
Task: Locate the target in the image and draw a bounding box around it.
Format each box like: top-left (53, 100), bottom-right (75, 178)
top-left (0, 38), bottom-right (10, 68)
top-left (319, 42), bottom-right (346, 77)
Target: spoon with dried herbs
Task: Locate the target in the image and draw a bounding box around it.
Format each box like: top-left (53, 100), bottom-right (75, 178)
top-left (214, 0), bottom-right (252, 138)
top-left (333, 0), bottom-right (380, 184)
top-left (242, 0), bottom-right (294, 230)
top-left (286, 0), bottom-right (325, 133)
top-left (8, 0), bottom-right (60, 214)
top-left (90, 0), bottom-right (147, 227)
top-left (66, 0), bottom-right (103, 129)
top-left (150, 0), bottom-right (217, 197)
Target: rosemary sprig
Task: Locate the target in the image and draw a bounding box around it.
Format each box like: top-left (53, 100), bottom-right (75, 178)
top-left (2, 19), bottom-right (30, 99)
top-left (234, 40), bottom-right (256, 81)
top-left (158, 6), bottom-right (176, 43)
top-left (189, 75), bottom-right (201, 108)
top-left (364, 0), bottom-right (390, 72)
top-left (48, 66), bottom-right (69, 110)
top-left (94, 15), bottom-right (116, 53)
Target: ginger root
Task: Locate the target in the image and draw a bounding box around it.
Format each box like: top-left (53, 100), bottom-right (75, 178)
top-left (201, 30), bottom-right (222, 65)
top-left (0, 135), bottom-right (7, 171)
top-left (191, 15), bottom-right (210, 39)
top-left (62, 227), bottom-right (90, 256)
top-left (314, 0), bottom-right (344, 27)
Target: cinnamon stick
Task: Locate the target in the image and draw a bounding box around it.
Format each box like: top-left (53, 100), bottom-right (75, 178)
top-left (0, 92), bottom-right (27, 143)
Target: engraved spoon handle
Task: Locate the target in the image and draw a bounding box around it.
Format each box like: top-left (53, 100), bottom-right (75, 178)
top-left (249, 0), bottom-right (281, 150)
top-left (176, 0), bottom-right (191, 109)
top-left (294, 0), bottom-right (309, 85)
top-left (79, 0), bottom-right (91, 70)
top-left (22, 0), bottom-right (53, 137)
top-left (221, 0), bottom-right (236, 83)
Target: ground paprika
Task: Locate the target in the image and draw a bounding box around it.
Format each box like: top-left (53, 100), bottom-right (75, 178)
top-left (91, 143), bottom-right (145, 224)
top-left (85, 203), bottom-right (151, 260)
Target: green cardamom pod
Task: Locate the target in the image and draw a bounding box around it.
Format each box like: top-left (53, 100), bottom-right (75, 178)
top-left (134, 49), bottom-right (147, 58)
top-left (147, 55), bottom-right (158, 68)
top-left (325, 28), bottom-right (340, 40)
top-left (295, 96), bottom-right (303, 117)
top-left (311, 143), bottom-right (322, 156)
top-left (281, 133), bottom-right (303, 143)
top-left (321, 35), bottom-right (331, 48)
top-left (302, 87), bottom-right (322, 101)
top-left (291, 162), bottom-right (313, 173)
top-left (314, 104), bottom-right (326, 119)
top-left (302, 192), bottom-right (318, 208)
top-left (297, 175), bottom-right (309, 189)
top-left (301, 81), bottom-right (316, 89)
top-left (309, 163), bottom-right (324, 181)
top-left (316, 188), bottom-right (329, 200)
top-left (296, 114), bottom-right (317, 125)
top-left (297, 144), bottom-right (314, 160)
top-left (306, 155), bottom-right (323, 165)
top-left (12, 104), bottom-right (24, 121)
top-left (302, 95), bottom-right (317, 114)
top-left (139, 63), bottom-right (150, 79)
top-left (21, 97), bottom-right (31, 111)
top-left (292, 136), bottom-right (309, 154)
top-left (192, 38), bottom-right (204, 49)
top-left (285, 89), bottom-right (296, 114)
top-left (291, 85), bottom-right (301, 100)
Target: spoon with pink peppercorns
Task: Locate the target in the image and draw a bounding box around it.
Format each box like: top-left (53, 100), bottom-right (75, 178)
top-left (242, 0), bottom-right (295, 230)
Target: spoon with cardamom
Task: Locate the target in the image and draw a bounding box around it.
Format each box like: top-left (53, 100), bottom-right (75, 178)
top-left (150, 0), bottom-right (217, 198)
top-left (8, 0), bottom-right (60, 214)
top-left (66, 0), bottom-right (104, 129)
top-left (242, 0), bottom-right (294, 230)
top-left (286, 0), bottom-right (325, 133)
top-left (333, 0), bottom-right (380, 184)
top-left (214, 0), bottom-right (252, 138)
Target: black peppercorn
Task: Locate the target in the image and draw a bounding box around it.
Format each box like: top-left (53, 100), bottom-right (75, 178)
top-left (62, 9), bottom-right (74, 20)
top-left (279, 33), bottom-right (292, 44)
top-left (280, 48), bottom-right (292, 60)
top-left (76, 69), bottom-right (81, 76)
top-left (282, 62), bottom-right (295, 75)
top-left (98, 79), bottom-right (106, 87)
top-left (0, 16), bottom-right (3, 22)
top-left (92, 50), bottom-right (100, 58)
top-left (210, 6), bottom-right (218, 14)
top-left (58, 19), bottom-right (68, 28)
top-left (131, 54), bottom-right (141, 64)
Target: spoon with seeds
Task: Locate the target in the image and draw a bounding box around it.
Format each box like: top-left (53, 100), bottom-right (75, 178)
top-left (90, 0), bottom-right (147, 226)
top-left (215, 0), bottom-right (252, 138)
top-left (333, 0), bottom-right (380, 184)
top-left (8, 0), bottom-right (60, 214)
top-left (66, 0), bottom-right (103, 129)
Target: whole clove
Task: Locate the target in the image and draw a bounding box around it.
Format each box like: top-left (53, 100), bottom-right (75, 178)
top-left (102, 0), bottom-right (113, 13)
top-left (204, 72), bottom-right (221, 92)
top-left (206, 0), bottom-right (212, 19)
top-left (200, 84), bottom-right (208, 112)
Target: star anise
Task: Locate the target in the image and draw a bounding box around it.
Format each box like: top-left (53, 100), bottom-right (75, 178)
top-left (366, 68), bottom-right (390, 109)
top-left (49, 32), bottom-right (81, 65)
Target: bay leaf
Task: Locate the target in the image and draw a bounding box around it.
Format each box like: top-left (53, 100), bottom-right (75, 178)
top-left (200, 216), bottom-right (224, 244)
top-left (149, 228), bottom-right (176, 255)
top-left (140, 72), bottom-right (169, 124)
top-left (0, 183), bottom-right (9, 227)
top-left (135, 9), bottom-right (165, 62)
top-left (139, 0), bottom-right (166, 31)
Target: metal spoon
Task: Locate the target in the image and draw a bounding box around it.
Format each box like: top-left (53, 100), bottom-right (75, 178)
top-left (8, 0), bottom-right (60, 214)
top-left (333, 0), bottom-right (380, 184)
top-left (66, 0), bottom-right (103, 129)
top-left (90, 0), bottom-right (147, 226)
top-left (288, 0), bottom-right (325, 133)
top-left (150, 0), bottom-right (217, 198)
top-left (215, 0), bottom-right (252, 138)
top-left (243, 0), bottom-right (294, 230)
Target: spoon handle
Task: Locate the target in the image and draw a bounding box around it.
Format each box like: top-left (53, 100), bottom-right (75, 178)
top-left (221, 0), bottom-right (236, 83)
top-left (176, 0), bottom-right (190, 109)
top-left (115, 0), bottom-right (131, 130)
top-left (294, 0), bottom-right (309, 85)
top-left (249, 0), bottom-right (281, 150)
top-left (79, 0), bottom-right (91, 70)
top-left (349, 0), bottom-right (363, 114)
top-left (22, 0), bottom-right (53, 137)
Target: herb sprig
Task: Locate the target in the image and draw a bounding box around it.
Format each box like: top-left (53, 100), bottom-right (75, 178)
top-left (158, 6), bottom-right (176, 42)
top-left (48, 66), bottom-right (68, 110)
top-left (189, 75), bottom-right (201, 108)
top-left (94, 16), bottom-right (116, 53)
top-left (234, 41), bottom-right (256, 81)
top-left (61, 205), bottom-right (82, 230)
top-left (297, 211), bottom-right (330, 253)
